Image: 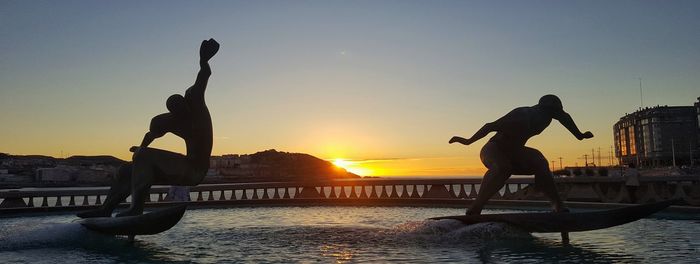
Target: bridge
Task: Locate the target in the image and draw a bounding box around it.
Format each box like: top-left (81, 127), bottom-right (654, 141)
top-left (1, 176), bottom-right (699, 216)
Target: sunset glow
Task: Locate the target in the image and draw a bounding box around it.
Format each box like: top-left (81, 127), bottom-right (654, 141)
top-left (332, 158), bottom-right (373, 177)
top-left (1, 1), bottom-right (698, 177)
top-left (332, 158), bottom-right (352, 169)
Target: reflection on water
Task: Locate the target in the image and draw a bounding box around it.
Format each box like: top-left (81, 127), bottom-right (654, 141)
top-left (1, 206), bottom-right (698, 263)
top-left (320, 245), bottom-right (354, 264)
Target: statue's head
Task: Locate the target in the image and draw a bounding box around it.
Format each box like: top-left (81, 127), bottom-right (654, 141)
top-left (537, 94), bottom-right (563, 117)
top-left (166, 94), bottom-right (189, 117)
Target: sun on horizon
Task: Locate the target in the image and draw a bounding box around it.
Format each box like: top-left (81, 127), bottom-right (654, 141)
top-left (331, 158), bottom-right (374, 177)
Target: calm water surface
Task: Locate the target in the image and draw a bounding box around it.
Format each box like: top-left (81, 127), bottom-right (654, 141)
top-left (1, 206), bottom-right (698, 263)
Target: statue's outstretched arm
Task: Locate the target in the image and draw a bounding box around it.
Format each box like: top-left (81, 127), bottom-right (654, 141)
top-left (138, 132), bottom-right (158, 149)
top-left (130, 116), bottom-right (169, 153)
top-left (449, 108), bottom-right (523, 146)
top-left (129, 132), bottom-right (162, 154)
top-left (555, 112), bottom-right (593, 140)
top-left (449, 122), bottom-right (495, 145)
top-left (131, 131), bottom-right (165, 152)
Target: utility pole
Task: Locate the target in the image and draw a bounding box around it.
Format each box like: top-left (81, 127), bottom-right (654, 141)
top-left (591, 149), bottom-right (596, 167)
top-left (583, 154), bottom-right (589, 167)
top-left (598, 147), bottom-right (601, 167)
top-left (619, 147), bottom-right (623, 167)
top-left (551, 160), bottom-right (556, 171)
top-left (559, 157), bottom-right (563, 170)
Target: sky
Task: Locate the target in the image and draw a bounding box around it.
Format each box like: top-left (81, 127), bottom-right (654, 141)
top-left (1, 1), bottom-right (699, 176)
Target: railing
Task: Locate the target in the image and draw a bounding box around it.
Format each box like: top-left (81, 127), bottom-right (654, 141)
top-left (1, 176), bottom-right (699, 213)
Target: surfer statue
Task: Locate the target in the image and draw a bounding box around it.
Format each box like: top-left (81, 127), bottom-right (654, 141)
top-left (449, 95), bottom-right (593, 215)
top-left (78, 38), bottom-right (220, 218)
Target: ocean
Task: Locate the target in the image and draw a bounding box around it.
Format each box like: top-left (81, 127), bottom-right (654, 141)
top-left (1, 206), bottom-right (698, 263)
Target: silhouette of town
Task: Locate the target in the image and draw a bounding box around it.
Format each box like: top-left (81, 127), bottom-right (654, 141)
top-left (0, 149), bottom-right (358, 188)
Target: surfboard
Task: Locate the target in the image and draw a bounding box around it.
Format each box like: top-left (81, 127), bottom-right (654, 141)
top-left (429, 199), bottom-right (675, 233)
top-left (80, 204), bottom-right (187, 236)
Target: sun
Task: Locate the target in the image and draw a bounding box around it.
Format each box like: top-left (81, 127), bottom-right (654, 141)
top-left (331, 158), bottom-right (371, 176)
top-left (332, 158), bottom-right (352, 169)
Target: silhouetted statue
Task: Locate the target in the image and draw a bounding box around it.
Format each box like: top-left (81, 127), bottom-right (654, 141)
top-left (78, 39), bottom-right (220, 218)
top-left (449, 95), bottom-right (593, 215)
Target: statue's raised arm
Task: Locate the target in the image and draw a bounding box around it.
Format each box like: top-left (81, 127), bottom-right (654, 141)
top-left (187, 38), bottom-right (220, 102)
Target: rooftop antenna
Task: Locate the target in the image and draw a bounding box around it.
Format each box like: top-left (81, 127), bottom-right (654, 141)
top-left (638, 77), bottom-right (643, 109)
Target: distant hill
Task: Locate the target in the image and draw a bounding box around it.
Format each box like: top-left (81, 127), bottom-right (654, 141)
top-left (1, 150), bottom-right (360, 187)
top-left (207, 149), bottom-right (360, 183)
top-left (63, 155), bottom-right (126, 167)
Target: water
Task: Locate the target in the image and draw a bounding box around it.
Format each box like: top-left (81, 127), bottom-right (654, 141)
top-left (1, 206), bottom-right (698, 263)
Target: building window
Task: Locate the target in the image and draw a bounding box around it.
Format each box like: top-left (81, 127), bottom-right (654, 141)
top-left (653, 124), bottom-right (663, 151)
top-left (643, 125), bottom-right (651, 156)
top-left (629, 128), bottom-right (636, 155)
top-left (620, 128), bottom-right (627, 156)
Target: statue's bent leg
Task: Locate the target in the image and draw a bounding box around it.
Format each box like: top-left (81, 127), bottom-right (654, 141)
top-left (467, 142), bottom-right (512, 215)
top-left (117, 183), bottom-right (150, 217)
top-left (116, 148), bottom-right (193, 217)
top-left (102, 164), bottom-right (134, 210)
top-left (116, 155), bottom-right (154, 217)
top-left (77, 164), bottom-right (132, 218)
top-left (519, 147), bottom-right (566, 212)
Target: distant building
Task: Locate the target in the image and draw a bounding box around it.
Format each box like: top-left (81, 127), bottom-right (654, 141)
top-left (35, 164), bottom-right (116, 184)
top-left (613, 98), bottom-right (700, 168)
top-left (0, 171), bottom-right (33, 184)
top-left (36, 165), bottom-right (75, 182)
top-left (210, 154), bottom-right (251, 170)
